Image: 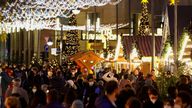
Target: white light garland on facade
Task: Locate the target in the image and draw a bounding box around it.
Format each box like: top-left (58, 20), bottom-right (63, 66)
top-left (178, 33), bottom-right (189, 61)
top-left (0, 19), bottom-right (128, 34)
top-left (114, 35), bottom-right (121, 61)
top-left (130, 47), bottom-right (139, 60)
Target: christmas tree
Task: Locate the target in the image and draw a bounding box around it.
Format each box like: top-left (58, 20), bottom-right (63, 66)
top-left (138, 0), bottom-right (150, 36)
top-left (65, 15), bottom-right (80, 56)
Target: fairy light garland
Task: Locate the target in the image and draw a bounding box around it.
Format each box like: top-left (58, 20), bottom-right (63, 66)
top-left (0, 19), bottom-right (128, 34)
top-left (0, 0), bottom-right (122, 34)
top-left (138, 0), bottom-right (150, 36)
top-left (1, 0), bottom-right (122, 22)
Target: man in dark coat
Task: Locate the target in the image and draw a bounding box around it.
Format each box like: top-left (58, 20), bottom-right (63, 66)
top-left (0, 67), bottom-right (12, 96)
top-left (45, 89), bottom-right (64, 108)
top-left (95, 80), bottom-right (119, 108)
top-left (143, 87), bottom-right (163, 108)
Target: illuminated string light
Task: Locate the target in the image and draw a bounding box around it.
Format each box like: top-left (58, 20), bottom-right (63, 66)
top-left (178, 33), bottom-right (189, 61)
top-left (164, 44), bottom-right (172, 61)
top-left (114, 35), bottom-right (121, 61)
top-left (1, 0), bottom-right (121, 23)
top-left (138, 0), bottom-right (150, 36)
top-left (65, 15), bottom-right (79, 56)
top-left (0, 0), bottom-right (122, 34)
top-left (0, 19), bottom-right (128, 34)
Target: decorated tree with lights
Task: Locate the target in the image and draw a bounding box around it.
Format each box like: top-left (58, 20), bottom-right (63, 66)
top-left (65, 15), bottom-right (80, 56)
top-left (138, 0), bottom-right (150, 36)
top-left (31, 53), bottom-right (43, 67)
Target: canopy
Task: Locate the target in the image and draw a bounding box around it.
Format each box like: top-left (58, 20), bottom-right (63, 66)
top-left (70, 51), bottom-right (103, 70)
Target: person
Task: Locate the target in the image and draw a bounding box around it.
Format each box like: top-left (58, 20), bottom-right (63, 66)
top-left (133, 68), bottom-right (140, 81)
top-left (119, 74), bottom-right (132, 90)
top-left (95, 80), bottom-right (119, 108)
top-left (4, 96), bottom-right (20, 108)
top-left (137, 85), bottom-right (151, 104)
top-left (150, 69), bottom-right (156, 80)
top-left (75, 78), bottom-right (84, 100)
top-left (30, 89), bottom-right (46, 108)
top-left (83, 75), bottom-right (96, 108)
top-left (135, 72), bottom-right (145, 94)
top-left (41, 84), bottom-right (49, 93)
top-left (116, 88), bottom-right (136, 108)
top-left (45, 89), bottom-right (64, 108)
top-left (177, 75), bottom-right (191, 94)
top-left (119, 69), bottom-right (126, 79)
top-left (125, 97), bottom-right (142, 108)
top-left (102, 72), bottom-right (118, 82)
top-left (163, 97), bottom-right (174, 108)
top-left (64, 88), bottom-right (77, 108)
top-left (144, 73), bottom-right (157, 89)
top-left (11, 93), bottom-right (28, 108)
top-left (143, 86), bottom-right (163, 108)
top-left (174, 91), bottom-right (192, 108)
top-left (0, 66), bottom-right (12, 97)
top-left (71, 100), bottom-right (84, 108)
top-left (5, 78), bottom-right (29, 104)
top-left (28, 67), bottom-right (42, 89)
top-left (87, 80), bottom-right (104, 108)
top-left (167, 86), bottom-right (178, 101)
top-left (94, 80), bottom-right (104, 96)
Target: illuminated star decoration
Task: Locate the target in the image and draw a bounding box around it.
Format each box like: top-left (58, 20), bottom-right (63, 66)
top-left (141, 0), bottom-right (148, 4)
top-left (170, 0), bottom-right (175, 5)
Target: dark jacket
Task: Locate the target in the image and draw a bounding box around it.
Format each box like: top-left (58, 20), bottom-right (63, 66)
top-left (95, 95), bottom-right (116, 108)
top-left (143, 99), bottom-right (163, 108)
top-left (0, 71), bottom-right (12, 95)
top-left (44, 101), bottom-right (64, 108)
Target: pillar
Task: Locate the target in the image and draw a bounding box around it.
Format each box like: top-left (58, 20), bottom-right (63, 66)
top-left (28, 31), bottom-right (31, 66)
top-left (18, 29), bottom-right (21, 63)
top-left (38, 30), bottom-right (41, 59)
top-left (24, 29), bottom-right (28, 65)
top-left (34, 30), bottom-right (38, 55)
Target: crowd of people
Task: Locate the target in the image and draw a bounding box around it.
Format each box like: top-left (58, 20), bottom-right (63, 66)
top-left (0, 61), bottom-right (192, 108)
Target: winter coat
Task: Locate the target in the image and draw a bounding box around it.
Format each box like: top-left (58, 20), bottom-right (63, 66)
top-left (95, 95), bottom-right (116, 108)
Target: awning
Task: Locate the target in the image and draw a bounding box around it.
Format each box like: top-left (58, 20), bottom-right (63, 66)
top-left (122, 36), bottom-right (162, 57)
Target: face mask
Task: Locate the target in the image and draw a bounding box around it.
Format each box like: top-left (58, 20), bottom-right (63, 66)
top-left (149, 94), bottom-right (158, 104)
top-left (89, 82), bottom-right (94, 86)
top-left (174, 104), bottom-right (181, 108)
top-left (32, 88), bottom-right (37, 93)
top-left (150, 99), bottom-right (157, 104)
top-left (21, 67), bottom-right (25, 70)
top-left (164, 105), bottom-right (172, 108)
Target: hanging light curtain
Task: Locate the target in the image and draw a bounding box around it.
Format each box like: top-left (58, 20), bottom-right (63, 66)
top-left (0, 0), bottom-right (122, 33)
top-left (2, 0), bottom-right (122, 22)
